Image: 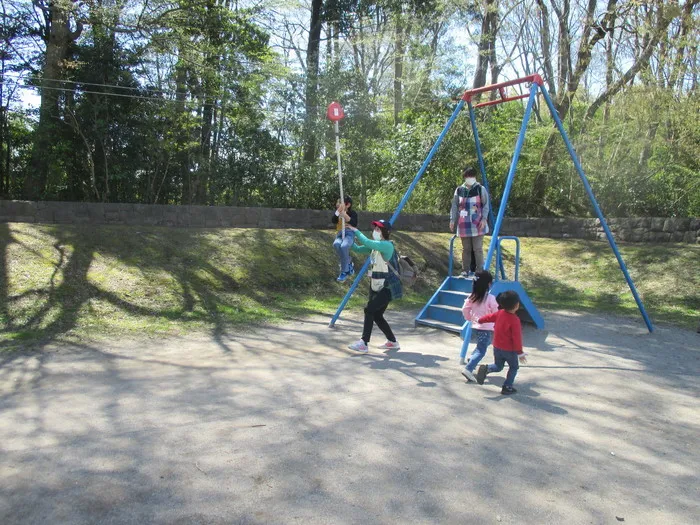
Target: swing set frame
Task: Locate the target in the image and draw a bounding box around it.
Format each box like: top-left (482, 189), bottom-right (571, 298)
top-left (329, 74), bottom-right (654, 333)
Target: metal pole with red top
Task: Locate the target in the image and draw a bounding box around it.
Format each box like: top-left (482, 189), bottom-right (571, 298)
top-left (327, 101), bottom-right (346, 238)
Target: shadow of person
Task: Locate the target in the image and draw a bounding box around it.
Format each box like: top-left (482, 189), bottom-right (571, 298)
top-left (367, 348), bottom-right (449, 369)
top-left (359, 349), bottom-right (449, 387)
top-left (484, 383), bottom-right (568, 415)
top-left (522, 325), bottom-right (558, 352)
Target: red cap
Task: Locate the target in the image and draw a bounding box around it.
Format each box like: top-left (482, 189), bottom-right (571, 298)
top-left (371, 220), bottom-right (392, 231)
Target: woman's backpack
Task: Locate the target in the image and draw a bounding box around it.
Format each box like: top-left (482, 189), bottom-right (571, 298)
top-left (387, 249), bottom-right (419, 287)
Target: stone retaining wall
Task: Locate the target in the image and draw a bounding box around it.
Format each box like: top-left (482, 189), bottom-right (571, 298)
top-left (0, 200), bottom-right (697, 244)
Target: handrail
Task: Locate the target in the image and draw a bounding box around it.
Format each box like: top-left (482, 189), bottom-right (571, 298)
top-left (495, 236), bottom-right (521, 282)
top-left (448, 234), bottom-right (458, 276)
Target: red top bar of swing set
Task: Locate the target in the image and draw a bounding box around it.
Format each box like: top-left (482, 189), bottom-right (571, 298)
top-left (461, 74), bottom-right (544, 108)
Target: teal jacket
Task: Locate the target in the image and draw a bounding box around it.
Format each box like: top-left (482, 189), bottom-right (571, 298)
top-left (351, 230), bottom-right (395, 260)
top-left (351, 230), bottom-right (403, 300)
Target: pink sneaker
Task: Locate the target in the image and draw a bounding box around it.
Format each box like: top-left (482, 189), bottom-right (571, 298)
top-left (348, 340), bottom-right (369, 353)
top-left (377, 340), bottom-right (400, 351)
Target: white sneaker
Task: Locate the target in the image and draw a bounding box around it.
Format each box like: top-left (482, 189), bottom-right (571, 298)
top-left (462, 368), bottom-right (477, 382)
top-left (348, 340), bottom-right (369, 353)
top-left (377, 340), bottom-right (400, 351)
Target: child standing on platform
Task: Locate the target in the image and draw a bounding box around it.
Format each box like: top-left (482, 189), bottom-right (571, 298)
top-left (475, 290), bottom-right (526, 395)
top-left (460, 271), bottom-right (499, 383)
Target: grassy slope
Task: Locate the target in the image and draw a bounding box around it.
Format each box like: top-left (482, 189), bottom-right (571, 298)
top-left (1, 222), bottom-right (698, 349)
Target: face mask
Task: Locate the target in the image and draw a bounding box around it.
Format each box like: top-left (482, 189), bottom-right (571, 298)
top-left (372, 230), bottom-right (382, 241)
top-left (464, 177), bottom-right (476, 186)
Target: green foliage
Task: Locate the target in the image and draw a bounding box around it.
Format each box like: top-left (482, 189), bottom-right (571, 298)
top-left (571, 87), bottom-right (700, 217)
top-left (3, 1), bottom-right (697, 217)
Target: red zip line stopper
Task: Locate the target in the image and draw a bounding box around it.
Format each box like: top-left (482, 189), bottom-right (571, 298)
top-left (327, 101), bottom-right (344, 122)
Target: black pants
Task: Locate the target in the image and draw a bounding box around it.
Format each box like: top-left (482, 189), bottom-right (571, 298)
top-left (362, 287), bottom-right (396, 344)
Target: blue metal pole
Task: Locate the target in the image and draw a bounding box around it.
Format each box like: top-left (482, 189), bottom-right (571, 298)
top-left (484, 85), bottom-right (539, 270)
top-left (539, 87), bottom-right (654, 332)
top-left (448, 234), bottom-right (457, 276)
top-left (459, 322), bottom-right (472, 364)
top-left (329, 99), bottom-right (467, 327)
top-left (469, 102), bottom-right (505, 279)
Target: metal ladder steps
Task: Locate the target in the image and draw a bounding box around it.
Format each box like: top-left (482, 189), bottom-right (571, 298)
top-left (438, 290), bottom-right (469, 308)
top-left (447, 277), bottom-right (474, 293)
top-left (426, 304), bottom-right (464, 326)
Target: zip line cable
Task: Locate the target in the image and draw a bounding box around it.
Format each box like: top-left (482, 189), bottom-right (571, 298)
top-left (3, 80), bottom-right (259, 108)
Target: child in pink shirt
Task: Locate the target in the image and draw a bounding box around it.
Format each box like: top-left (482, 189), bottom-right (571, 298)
top-left (461, 270), bottom-right (499, 383)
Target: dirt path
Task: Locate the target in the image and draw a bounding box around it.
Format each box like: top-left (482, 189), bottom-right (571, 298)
top-left (1, 310), bottom-right (698, 524)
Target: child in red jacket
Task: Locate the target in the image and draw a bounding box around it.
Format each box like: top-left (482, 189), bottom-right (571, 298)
top-left (475, 290), bottom-right (526, 395)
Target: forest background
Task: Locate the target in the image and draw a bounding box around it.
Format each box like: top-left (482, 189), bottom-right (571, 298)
top-left (0, 0), bottom-right (698, 218)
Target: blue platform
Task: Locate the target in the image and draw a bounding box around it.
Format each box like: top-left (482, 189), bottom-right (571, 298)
top-left (414, 276), bottom-right (543, 333)
top-left (414, 235), bottom-right (544, 364)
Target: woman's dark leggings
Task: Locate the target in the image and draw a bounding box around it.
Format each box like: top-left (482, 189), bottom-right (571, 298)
top-left (362, 288), bottom-right (396, 343)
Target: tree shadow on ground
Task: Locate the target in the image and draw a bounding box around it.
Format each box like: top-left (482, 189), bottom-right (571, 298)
top-left (484, 384), bottom-right (569, 415)
top-left (0, 223), bottom-right (10, 334)
top-left (0, 225), bottom-right (353, 353)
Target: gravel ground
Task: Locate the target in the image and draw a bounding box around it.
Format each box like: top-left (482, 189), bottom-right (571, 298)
top-left (1, 309), bottom-right (698, 524)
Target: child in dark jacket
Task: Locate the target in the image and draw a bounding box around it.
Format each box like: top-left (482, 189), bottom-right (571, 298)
top-left (332, 196), bottom-right (359, 282)
top-left (475, 290), bottom-right (527, 395)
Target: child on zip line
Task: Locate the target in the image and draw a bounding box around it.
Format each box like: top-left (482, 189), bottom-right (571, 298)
top-left (332, 196), bottom-right (358, 282)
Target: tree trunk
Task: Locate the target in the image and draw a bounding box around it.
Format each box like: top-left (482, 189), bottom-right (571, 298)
top-left (393, 14), bottom-right (404, 126)
top-left (26, 2), bottom-right (80, 199)
top-left (584, 2), bottom-right (677, 122)
top-left (534, 0), bottom-right (617, 213)
top-left (487, 4), bottom-right (501, 91)
top-left (691, 44), bottom-right (699, 92)
top-left (535, 0), bottom-right (556, 97)
top-left (598, 21), bottom-right (616, 160)
top-left (473, 0), bottom-right (498, 90)
top-left (0, 65), bottom-right (6, 196)
top-left (550, 0), bottom-right (570, 98)
top-left (303, 0), bottom-right (323, 163)
top-left (557, 0), bottom-right (615, 118)
top-left (668, 0), bottom-right (697, 90)
top-left (175, 59), bottom-right (191, 204)
top-left (638, 120), bottom-right (659, 168)
top-left (197, 85), bottom-right (214, 204)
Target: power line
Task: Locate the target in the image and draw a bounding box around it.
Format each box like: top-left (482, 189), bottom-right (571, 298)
top-left (2, 81), bottom-right (186, 103)
top-left (2, 76), bottom-right (401, 117)
top-left (5, 73), bottom-right (172, 96)
top-left (3, 68), bottom-right (274, 98)
top-left (1, 81), bottom-right (306, 117)
top-left (3, 73), bottom-right (204, 98)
